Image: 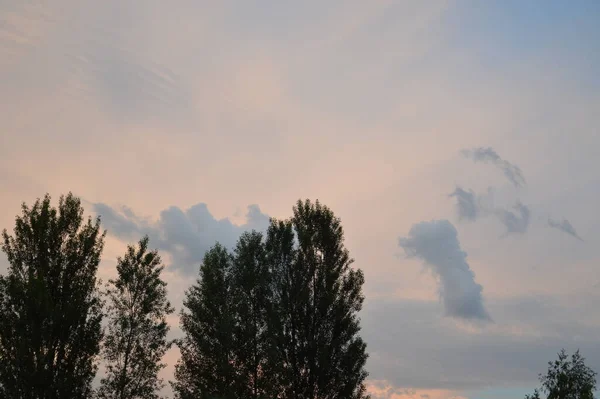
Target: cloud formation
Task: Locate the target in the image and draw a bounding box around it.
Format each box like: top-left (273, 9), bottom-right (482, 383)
top-left (362, 296), bottom-right (600, 392)
top-left (456, 147), bottom-right (581, 242)
top-left (398, 220), bottom-right (491, 322)
top-left (448, 187), bottom-right (479, 221)
top-left (449, 186), bottom-right (530, 235)
top-left (448, 186), bottom-right (495, 222)
top-left (548, 218), bottom-right (583, 241)
top-left (495, 201), bottom-right (530, 236)
top-left (461, 147), bottom-right (526, 187)
top-left (93, 202), bottom-right (270, 275)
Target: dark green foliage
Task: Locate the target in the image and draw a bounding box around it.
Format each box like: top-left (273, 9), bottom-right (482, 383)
top-left (267, 199), bottom-right (370, 399)
top-left (525, 349), bottom-right (597, 399)
top-left (230, 231), bottom-right (276, 399)
top-left (98, 236), bottom-right (174, 399)
top-left (264, 219), bottom-right (297, 396)
top-left (172, 244), bottom-right (237, 399)
top-left (0, 193), bottom-right (105, 399)
top-left (173, 199), bottom-right (370, 399)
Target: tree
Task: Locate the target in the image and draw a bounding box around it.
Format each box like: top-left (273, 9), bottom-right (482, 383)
top-left (173, 234), bottom-right (276, 399)
top-left (98, 236), bottom-right (174, 399)
top-left (264, 218), bottom-right (296, 396)
top-left (172, 199), bottom-right (371, 399)
top-left (230, 231), bottom-right (275, 399)
top-left (172, 244), bottom-right (236, 399)
top-left (525, 349), bottom-right (597, 399)
top-left (0, 193), bottom-right (105, 399)
top-left (267, 199), bottom-right (370, 399)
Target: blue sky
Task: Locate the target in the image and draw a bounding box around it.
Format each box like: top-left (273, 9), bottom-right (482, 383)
top-left (1, 1), bottom-right (599, 398)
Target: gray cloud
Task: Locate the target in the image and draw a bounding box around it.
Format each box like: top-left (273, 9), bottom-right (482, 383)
top-left (449, 186), bottom-right (530, 235)
top-left (362, 295), bottom-right (600, 391)
top-left (495, 201), bottom-right (530, 236)
top-left (398, 220), bottom-right (491, 322)
top-left (548, 218), bottom-right (583, 241)
top-left (461, 147), bottom-right (526, 188)
top-left (448, 186), bottom-right (494, 222)
top-left (449, 187), bottom-right (479, 221)
top-left (93, 202), bottom-right (270, 275)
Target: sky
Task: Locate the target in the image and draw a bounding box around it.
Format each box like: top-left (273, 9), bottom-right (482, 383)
top-left (1, 1), bottom-right (599, 398)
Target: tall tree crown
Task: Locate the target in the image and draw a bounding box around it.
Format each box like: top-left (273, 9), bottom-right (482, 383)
top-left (526, 349), bottom-right (597, 399)
top-left (271, 199), bottom-right (369, 399)
top-left (0, 193), bottom-right (105, 399)
top-left (99, 236), bottom-right (174, 399)
top-left (173, 199), bottom-right (370, 399)
top-left (172, 244), bottom-right (237, 399)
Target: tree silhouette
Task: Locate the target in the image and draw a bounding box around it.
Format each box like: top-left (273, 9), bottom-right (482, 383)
top-left (172, 200), bottom-right (370, 399)
top-left (526, 349), bottom-right (597, 399)
top-left (230, 231), bottom-right (276, 399)
top-left (0, 193), bottom-right (105, 398)
top-left (98, 236), bottom-right (174, 399)
top-left (172, 244), bottom-right (237, 399)
top-left (267, 200), bottom-right (370, 399)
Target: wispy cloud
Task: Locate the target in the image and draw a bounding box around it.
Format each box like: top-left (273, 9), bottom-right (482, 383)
top-left (93, 202), bottom-right (270, 275)
top-left (548, 218), bottom-right (583, 241)
top-left (448, 186), bottom-right (494, 222)
top-left (461, 147), bottom-right (526, 188)
top-left (449, 186), bottom-right (530, 235)
top-left (453, 148), bottom-right (583, 242)
top-left (399, 220), bottom-right (491, 322)
top-left (448, 187), bottom-right (479, 221)
top-left (495, 201), bottom-right (530, 236)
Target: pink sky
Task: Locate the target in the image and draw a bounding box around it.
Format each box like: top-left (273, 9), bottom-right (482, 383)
top-left (1, 1), bottom-right (599, 398)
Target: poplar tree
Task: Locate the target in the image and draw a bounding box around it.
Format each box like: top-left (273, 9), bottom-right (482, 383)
top-left (98, 236), bottom-right (174, 399)
top-left (173, 200), bottom-right (370, 399)
top-left (0, 193), bottom-right (105, 398)
top-left (267, 200), bottom-right (370, 399)
top-left (172, 244), bottom-right (236, 399)
top-left (230, 231), bottom-right (276, 399)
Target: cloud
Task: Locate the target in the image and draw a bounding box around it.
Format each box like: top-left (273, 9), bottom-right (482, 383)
top-left (455, 147), bottom-right (579, 241)
top-left (362, 295), bottom-right (600, 392)
top-left (448, 186), bottom-right (529, 236)
top-left (448, 187), bottom-right (479, 221)
top-left (548, 218), bottom-right (583, 241)
top-left (453, 147), bottom-right (530, 236)
top-left (93, 202), bottom-right (270, 275)
top-left (448, 186), bottom-right (495, 222)
top-left (495, 201), bottom-right (530, 236)
top-left (461, 147), bottom-right (526, 187)
top-left (398, 220), bottom-right (491, 322)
